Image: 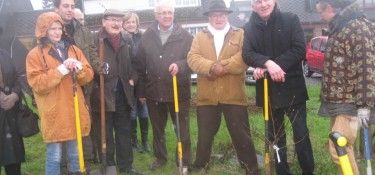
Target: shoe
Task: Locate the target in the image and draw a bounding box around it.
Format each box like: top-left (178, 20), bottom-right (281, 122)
top-left (150, 160), bottom-right (166, 171)
top-left (119, 168), bottom-right (142, 175)
top-left (142, 142), bottom-right (151, 152)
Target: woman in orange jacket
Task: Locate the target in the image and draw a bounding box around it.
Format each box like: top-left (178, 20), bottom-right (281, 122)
top-left (26, 12), bottom-right (93, 175)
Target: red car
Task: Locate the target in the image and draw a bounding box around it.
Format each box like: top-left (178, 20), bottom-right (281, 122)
top-left (303, 36), bottom-right (328, 77)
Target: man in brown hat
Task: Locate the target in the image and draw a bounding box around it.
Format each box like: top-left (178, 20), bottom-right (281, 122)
top-left (187, 0), bottom-right (260, 174)
top-left (91, 9), bottom-right (141, 175)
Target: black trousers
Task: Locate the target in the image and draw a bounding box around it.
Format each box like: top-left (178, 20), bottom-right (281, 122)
top-left (0, 163), bottom-right (21, 175)
top-left (92, 92), bottom-right (133, 171)
top-left (146, 100), bottom-right (191, 167)
top-left (193, 104), bottom-right (260, 175)
top-left (269, 102), bottom-right (314, 175)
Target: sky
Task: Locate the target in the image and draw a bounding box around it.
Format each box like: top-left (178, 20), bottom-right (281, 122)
top-left (30, 0), bottom-right (44, 10)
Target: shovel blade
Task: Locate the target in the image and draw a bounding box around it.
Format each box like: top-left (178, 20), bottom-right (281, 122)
top-left (90, 166), bottom-right (117, 175)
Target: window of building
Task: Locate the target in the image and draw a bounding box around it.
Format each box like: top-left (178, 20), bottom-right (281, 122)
top-left (151, 0), bottom-right (199, 7)
top-left (364, 0), bottom-right (375, 7)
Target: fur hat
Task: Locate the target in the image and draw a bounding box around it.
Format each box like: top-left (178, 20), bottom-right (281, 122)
top-left (35, 12), bottom-right (64, 41)
top-left (203, 0), bottom-right (233, 16)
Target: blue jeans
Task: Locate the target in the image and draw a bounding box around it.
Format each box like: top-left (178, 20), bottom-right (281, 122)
top-left (45, 140), bottom-right (79, 175)
top-left (130, 99), bottom-right (149, 120)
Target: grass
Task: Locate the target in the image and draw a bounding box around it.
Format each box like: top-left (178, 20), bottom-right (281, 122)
top-left (7, 85), bottom-right (375, 175)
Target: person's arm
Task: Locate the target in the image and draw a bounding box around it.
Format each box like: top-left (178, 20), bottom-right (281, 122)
top-left (26, 49), bottom-right (65, 95)
top-left (221, 29), bottom-right (248, 75)
top-left (272, 14), bottom-right (306, 72)
top-left (187, 33), bottom-right (217, 75)
top-left (74, 46), bottom-right (94, 86)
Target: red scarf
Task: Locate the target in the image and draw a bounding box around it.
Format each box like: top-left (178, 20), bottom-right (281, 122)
top-left (109, 34), bottom-right (120, 53)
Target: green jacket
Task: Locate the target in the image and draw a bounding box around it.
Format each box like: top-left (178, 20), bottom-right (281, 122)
top-left (71, 20), bottom-right (99, 98)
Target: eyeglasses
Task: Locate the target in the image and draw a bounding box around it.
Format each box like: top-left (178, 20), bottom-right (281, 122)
top-left (253, 0), bottom-right (271, 5)
top-left (105, 18), bottom-right (123, 24)
top-left (156, 11), bottom-right (174, 17)
top-left (208, 13), bottom-right (227, 19)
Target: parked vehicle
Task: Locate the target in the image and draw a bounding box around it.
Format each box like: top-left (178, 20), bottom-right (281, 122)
top-left (303, 36), bottom-right (328, 77)
top-left (245, 67), bottom-right (255, 85)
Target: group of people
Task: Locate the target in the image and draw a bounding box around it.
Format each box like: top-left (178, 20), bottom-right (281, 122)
top-left (0, 0), bottom-right (373, 175)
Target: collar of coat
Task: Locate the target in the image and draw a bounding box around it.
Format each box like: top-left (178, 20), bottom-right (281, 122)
top-left (328, 1), bottom-right (365, 35)
top-left (202, 25), bottom-right (240, 35)
top-left (148, 20), bottom-right (183, 36)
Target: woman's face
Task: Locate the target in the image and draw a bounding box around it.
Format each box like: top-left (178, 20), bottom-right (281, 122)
top-left (123, 16), bottom-right (138, 33)
top-left (47, 21), bottom-right (63, 43)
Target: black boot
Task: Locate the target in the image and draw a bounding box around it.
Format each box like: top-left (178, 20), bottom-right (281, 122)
top-left (140, 118), bottom-right (151, 152)
top-left (131, 119), bottom-right (142, 152)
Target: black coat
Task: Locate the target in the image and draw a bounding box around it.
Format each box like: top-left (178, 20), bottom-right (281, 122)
top-left (242, 7), bottom-right (308, 109)
top-left (136, 21), bottom-right (193, 102)
top-left (0, 48), bottom-right (25, 165)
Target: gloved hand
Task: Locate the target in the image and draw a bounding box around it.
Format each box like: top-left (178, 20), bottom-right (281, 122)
top-left (358, 108), bottom-right (371, 128)
top-left (0, 92), bottom-right (19, 110)
top-left (97, 62), bottom-right (109, 75)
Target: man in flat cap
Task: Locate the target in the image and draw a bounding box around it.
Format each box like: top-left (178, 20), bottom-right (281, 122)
top-left (187, 0), bottom-right (260, 174)
top-left (91, 9), bottom-right (141, 175)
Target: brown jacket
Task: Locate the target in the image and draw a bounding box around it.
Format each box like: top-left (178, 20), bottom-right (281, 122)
top-left (188, 27), bottom-right (248, 106)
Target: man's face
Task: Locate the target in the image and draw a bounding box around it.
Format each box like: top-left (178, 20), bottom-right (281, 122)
top-left (47, 21), bottom-right (63, 43)
top-left (208, 12), bottom-right (228, 30)
top-left (54, 0), bottom-right (75, 23)
top-left (155, 5), bottom-right (174, 31)
top-left (316, 3), bottom-right (336, 23)
top-left (123, 16), bottom-right (137, 33)
top-left (252, 0), bottom-right (276, 21)
top-left (74, 12), bottom-right (84, 25)
top-left (102, 16), bottom-right (123, 37)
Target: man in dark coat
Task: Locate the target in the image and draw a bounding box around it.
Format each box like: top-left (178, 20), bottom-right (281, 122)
top-left (242, 0), bottom-right (314, 174)
top-left (136, 0), bottom-right (193, 171)
top-left (91, 9), bottom-right (140, 175)
top-left (0, 27), bottom-right (25, 175)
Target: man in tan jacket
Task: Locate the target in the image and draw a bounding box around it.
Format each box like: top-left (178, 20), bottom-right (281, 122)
top-left (187, 0), bottom-right (260, 174)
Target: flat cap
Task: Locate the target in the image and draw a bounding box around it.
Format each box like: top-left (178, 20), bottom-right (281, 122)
top-left (103, 9), bottom-right (125, 18)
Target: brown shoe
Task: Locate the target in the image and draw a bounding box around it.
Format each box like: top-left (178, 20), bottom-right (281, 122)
top-left (150, 160), bottom-right (166, 171)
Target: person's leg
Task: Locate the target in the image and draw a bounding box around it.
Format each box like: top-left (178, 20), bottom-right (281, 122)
top-left (193, 105), bottom-right (221, 169)
top-left (168, 100), bottom-right (191, 167)
top-left (269, 108), bottom-right (290, 175)
top-left (82, 136), bottom-right (93, 172)
top-left (46, 142), bottom-right (62, 175)
top-left (66, 140), bottom-right (79, 173)
top-left (138, 101), bottom-right (150, 152)
top-left (114, 102), bottom-right (134, 171)
top-left (222, 104), bottom-right (260, 175)
top-left (91, 112), bottom-right (102, 163)
top-left (130, 99), bottom-right (141, 151)
top-left (104, 112), bottom-right (116, 166)
top-left (4, 163), bottom-right (21, 175)
top-left (60, 143), bottom-right (68, 175)
top-left (286, 102), bottom-right (314, 175)
top-left (146, 100), bottom-right (169, 165)
top-left (329, 115), bottom-right (359, 175)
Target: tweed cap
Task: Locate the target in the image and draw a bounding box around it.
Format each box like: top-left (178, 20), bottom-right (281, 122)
top-left (103, 9), bottom-right (125, 18)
